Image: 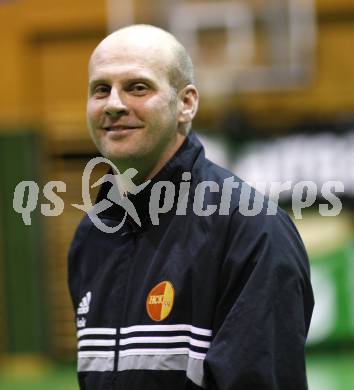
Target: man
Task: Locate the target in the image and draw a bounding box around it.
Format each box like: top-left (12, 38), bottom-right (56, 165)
top-left (68, 24), bottom-right (314, 389)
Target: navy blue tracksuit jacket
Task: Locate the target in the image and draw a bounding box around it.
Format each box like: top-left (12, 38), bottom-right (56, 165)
top-left (68, 132), bottom-right (314, 389)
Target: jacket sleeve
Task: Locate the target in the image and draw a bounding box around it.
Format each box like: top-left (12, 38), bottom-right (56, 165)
top-left (67, 215), bottom-right (93, 312)
top-left (204, 208), bottom-right (314, 390)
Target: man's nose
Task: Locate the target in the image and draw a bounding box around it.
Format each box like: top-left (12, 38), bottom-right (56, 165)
top-left (104, 89), bottom-right (128, 117)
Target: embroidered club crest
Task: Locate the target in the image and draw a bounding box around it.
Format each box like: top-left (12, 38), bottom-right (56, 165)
top-left (146, 281), bottom-right (175, 321)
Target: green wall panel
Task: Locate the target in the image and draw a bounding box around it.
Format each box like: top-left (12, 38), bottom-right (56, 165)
top-left (307, 239), bottom-right (354, 346)
top-left (0, 132), bottom-right (47, 353)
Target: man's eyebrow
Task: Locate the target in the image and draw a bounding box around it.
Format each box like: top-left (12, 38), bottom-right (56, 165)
top-left (122, 76), bottom-right (155, 85)
top-left (89, 79), bottom-right (109, 88)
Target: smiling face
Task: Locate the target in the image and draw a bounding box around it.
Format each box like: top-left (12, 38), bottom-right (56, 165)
top-left (87, 27), bottom-right (198, 181)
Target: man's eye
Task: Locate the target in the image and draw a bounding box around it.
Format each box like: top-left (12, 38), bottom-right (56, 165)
top-left (129, 83), bottom-right (149, 94)
top-left (93, 85), bottom-right (111, 96)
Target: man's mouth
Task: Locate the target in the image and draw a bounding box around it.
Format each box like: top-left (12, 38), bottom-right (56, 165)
top-left (103, 126), bottom-right (142, 132)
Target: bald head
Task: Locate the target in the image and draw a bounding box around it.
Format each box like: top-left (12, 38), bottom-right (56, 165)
top-left (87, 24), bottom-right (199, 178)
top-left (90, 24), bottom-right (195, 91)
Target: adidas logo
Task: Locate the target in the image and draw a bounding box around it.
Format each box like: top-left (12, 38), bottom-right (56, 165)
top-left (77, 291), bottom-right (92, 315)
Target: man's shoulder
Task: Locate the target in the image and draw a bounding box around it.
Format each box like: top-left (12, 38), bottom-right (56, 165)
top-left (69, 213), bottom-right (95, 255)
top-left (193, 154), bottom-right (238, 182)
top-left (193, 154), bottom-right (304, 248)
top-left (192, 155), bottom-right (276, 218)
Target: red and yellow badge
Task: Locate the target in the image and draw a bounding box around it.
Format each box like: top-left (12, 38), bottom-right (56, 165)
top-left (146, 281), bottom-right (175, 322)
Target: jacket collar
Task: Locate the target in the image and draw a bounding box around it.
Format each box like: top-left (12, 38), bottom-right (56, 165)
top-left (95, 131), bottom-right (204, 230)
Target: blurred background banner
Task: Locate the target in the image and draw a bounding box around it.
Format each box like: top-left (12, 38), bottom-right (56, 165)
top-left (0, 1), bottom-right (354, 389)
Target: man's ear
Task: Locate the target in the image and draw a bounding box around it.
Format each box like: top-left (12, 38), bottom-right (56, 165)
top-left (178, 85), bottom-right (199, 127)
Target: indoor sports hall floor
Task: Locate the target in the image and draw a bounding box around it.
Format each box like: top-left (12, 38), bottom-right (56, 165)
top-left (0, 353), bottom-right (353, 390)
